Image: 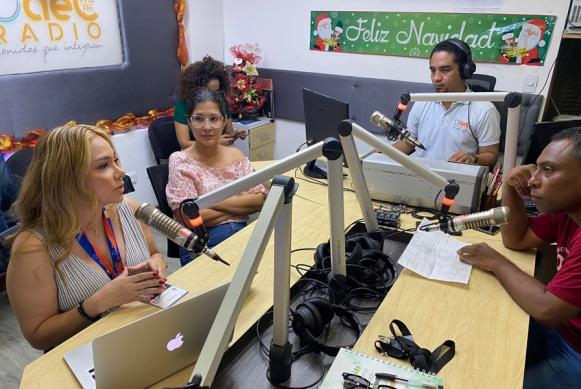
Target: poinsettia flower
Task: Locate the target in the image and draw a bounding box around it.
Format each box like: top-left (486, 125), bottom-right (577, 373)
top-left (243, 63), bottom-right (258, 77)
top-left (236, 78), bottom-right (249, 92)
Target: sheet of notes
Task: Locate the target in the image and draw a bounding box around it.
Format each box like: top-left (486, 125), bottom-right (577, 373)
top-left (398, 219), bottom-right (472, 284)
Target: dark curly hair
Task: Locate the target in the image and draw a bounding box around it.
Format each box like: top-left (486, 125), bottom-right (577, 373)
top-left (179, 56), bottom-right (230, 100)
top-left (185, 87), bottom-right (228, 119)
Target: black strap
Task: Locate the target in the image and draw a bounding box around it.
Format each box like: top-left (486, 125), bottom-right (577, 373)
top-left (374, 319), bottom-right (455, 374)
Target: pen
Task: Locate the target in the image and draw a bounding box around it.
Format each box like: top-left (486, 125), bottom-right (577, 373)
top-left (375, 372), bottom-right (443, 389)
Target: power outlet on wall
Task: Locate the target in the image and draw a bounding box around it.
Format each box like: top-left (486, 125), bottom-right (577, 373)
top-left (522, 74), bottom-right (538, 93)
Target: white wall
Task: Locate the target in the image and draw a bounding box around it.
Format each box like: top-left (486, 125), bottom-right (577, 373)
top-left (185, 0), bottom-right (225, 62)
top-left (194, 0), bottom-right (571, 158)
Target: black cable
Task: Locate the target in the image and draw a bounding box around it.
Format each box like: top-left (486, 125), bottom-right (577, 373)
top-left (295, 141), bottom-right (308, 153)
top-left (255, 310), bottom-right (325, 389)
top-left (290, 247), bottom-right (316, 254)
top-left (265, 362), bottom-right (325, 389)
top-left (517, 57), bottom-right (557, 141)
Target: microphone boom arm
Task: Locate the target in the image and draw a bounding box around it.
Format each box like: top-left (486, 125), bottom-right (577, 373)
top-left (188, 176), bottom-right (297, 387)
top-left (337, 120), bottom-right (458, 233)
top-left (183, 139), bottom-right (346, 387)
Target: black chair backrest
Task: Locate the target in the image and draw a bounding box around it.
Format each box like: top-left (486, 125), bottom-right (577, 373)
top-left (148, 116), bottom-right (181, 164)
top-left (6, 148), bottom-right (34, 181)
top-left (146, 164), bottom-right (180, 258)
top-left (122, 175), bottom-right (135, 194)
top-left (466, 73), bottom-right (496, 92)
top-left (522, 119), bottom-right (581, 165)
top-left (146, 164), bottom-right (172, 216)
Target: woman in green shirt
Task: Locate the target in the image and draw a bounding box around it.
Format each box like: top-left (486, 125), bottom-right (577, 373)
top-left (174, 56), bottom-right (246, 149)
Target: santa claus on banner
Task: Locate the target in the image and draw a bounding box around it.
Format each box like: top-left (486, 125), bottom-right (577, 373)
top-left (515, 18), bottom-right (546, 65)
top-left (313, 13), bottom-right (334, 51)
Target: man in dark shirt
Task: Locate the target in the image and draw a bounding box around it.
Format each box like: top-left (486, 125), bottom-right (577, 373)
top-left (457, 128), bottom-right (581, 388)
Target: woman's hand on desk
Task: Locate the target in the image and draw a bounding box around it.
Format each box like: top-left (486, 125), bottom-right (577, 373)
top-left (87, 269), bottom-right (167, 314)
top-left (457, 243), bottom-right (507, 272)
top-left (126, 253), bottom-right (167, 279)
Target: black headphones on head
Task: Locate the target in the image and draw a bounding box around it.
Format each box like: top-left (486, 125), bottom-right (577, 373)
top-left (443, 38), bottom-right (476, 80)
top-left (291, 297), bottom-right (361, 357)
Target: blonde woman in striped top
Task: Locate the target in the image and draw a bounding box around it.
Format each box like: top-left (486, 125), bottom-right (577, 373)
top-left (7, 125), bottom-right (167, 350)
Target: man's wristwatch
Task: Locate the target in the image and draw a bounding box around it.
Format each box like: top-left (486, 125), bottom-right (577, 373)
top-left (467, 152), bottom-right (478, 164)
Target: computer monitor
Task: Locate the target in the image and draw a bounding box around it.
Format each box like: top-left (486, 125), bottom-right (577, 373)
top-left (302, 88), bottom-right (349, 179)
top-left (522, 120), bottom-right (581, 165)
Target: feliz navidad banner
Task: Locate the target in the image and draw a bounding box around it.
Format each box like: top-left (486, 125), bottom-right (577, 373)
top-left (310, 11), bottom-right (556, 65)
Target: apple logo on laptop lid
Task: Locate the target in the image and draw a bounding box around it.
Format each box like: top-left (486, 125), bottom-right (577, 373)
top-left (166, 333), bottom-right (184, 351)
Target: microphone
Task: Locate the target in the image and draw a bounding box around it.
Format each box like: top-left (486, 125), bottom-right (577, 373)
top-left (393, 91), bottom-right (411, 122)
top-left (370, 111), bottom-right (426, 150)
top-left (421, 206), bottom-right (510, 233)
top-left (135, 203), bottom-right (230, 266)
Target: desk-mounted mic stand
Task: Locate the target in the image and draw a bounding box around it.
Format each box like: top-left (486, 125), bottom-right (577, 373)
top-left (180, 138), bottom-right (345, 388)
top-left (337, 120), bottom-right (459, 232)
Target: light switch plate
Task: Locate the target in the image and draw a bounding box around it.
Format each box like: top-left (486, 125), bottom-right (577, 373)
top-left (522, 74), bottom-right (538, 93)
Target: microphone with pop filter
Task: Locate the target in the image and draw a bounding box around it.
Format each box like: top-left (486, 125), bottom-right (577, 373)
top-left (420, 206), bottom-right (510, 233)
top-left (135, 203), bottom-right (230, 266)
top-left (370, 111), bottom-right (426, 150)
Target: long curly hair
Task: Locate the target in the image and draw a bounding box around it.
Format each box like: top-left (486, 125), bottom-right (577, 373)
top-left (179, 56), bottom-right (230, 100)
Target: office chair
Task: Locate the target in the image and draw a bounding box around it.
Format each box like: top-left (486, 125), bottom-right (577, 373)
top-left (146, 164), bottom-right (180, 258)
top-left (466, 73), bottom-right (496, 92)
top-left (148, 116), bottom-right (181, 164)
top-left (0, 224), bottom-right (18, 292)
top-left (122, 175), bottom-right (135, 194)
top-left (6, 148), bottom-right (34, 182)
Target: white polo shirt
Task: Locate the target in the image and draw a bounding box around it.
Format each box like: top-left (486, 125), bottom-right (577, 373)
top-left (406, 91), bottom-right (501, 161)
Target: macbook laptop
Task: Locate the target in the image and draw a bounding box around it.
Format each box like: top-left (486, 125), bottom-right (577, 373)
top-left (64, 282), bottom-right (229, 389)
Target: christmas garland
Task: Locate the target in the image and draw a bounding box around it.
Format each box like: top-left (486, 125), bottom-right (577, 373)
top-left (0, 107), bottom-right (174, 154)
top-left (1, 0), bottom-right (187, 155)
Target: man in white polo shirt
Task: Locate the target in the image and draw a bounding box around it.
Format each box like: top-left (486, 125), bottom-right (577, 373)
top-left (394, 39), bottom-right (501, 167)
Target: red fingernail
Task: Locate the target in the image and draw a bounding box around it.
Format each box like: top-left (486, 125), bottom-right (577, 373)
top-left (153, 271), bottom-right (159, 276)
top-left (159, 280), bottom-right (165, 284)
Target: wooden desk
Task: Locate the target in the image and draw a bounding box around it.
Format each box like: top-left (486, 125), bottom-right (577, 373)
top-left (20, 164), bottom-right (535, 388)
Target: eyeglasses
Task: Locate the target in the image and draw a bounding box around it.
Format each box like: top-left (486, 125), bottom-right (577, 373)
top-left (188, 114), bottom-right (224, 129)
top-left (342, 373), bottom-right (396, 389)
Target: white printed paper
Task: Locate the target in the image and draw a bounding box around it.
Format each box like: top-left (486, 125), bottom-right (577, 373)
top-left (149, 284), bottom-right (188, 309)
top-left (398, 219), bottom-right (472, 284)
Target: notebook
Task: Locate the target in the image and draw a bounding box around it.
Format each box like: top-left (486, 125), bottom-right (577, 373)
top-left (320, 348), bottom-right (444, 389)
top-left (64, 282), bottom-right (229, 389)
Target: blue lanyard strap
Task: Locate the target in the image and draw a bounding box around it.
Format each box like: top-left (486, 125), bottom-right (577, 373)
top-left (76, 210), bottom-right (124, 279)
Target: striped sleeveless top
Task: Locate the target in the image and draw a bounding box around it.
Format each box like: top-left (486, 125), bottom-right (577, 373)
top-left (32, 201), bottom-right (150, 313)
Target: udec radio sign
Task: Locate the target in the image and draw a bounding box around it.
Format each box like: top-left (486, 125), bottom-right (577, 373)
top-left (0, 0), bottom-right (123, 75)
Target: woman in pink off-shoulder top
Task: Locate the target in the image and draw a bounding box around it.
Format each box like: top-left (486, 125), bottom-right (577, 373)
top-left (166, 87), bottom-right (267, 265)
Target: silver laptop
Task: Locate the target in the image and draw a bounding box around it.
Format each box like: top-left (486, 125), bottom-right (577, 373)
top-left (64, 283), bottom-right (229, 389)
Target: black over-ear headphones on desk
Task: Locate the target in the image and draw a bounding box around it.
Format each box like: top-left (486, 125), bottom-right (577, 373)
top-left (291, 297), bottom-right (362, 357)
top-left (443, 38), bottom-right (476, 80)
top-left (314, 233), bottom-right (397, 294)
